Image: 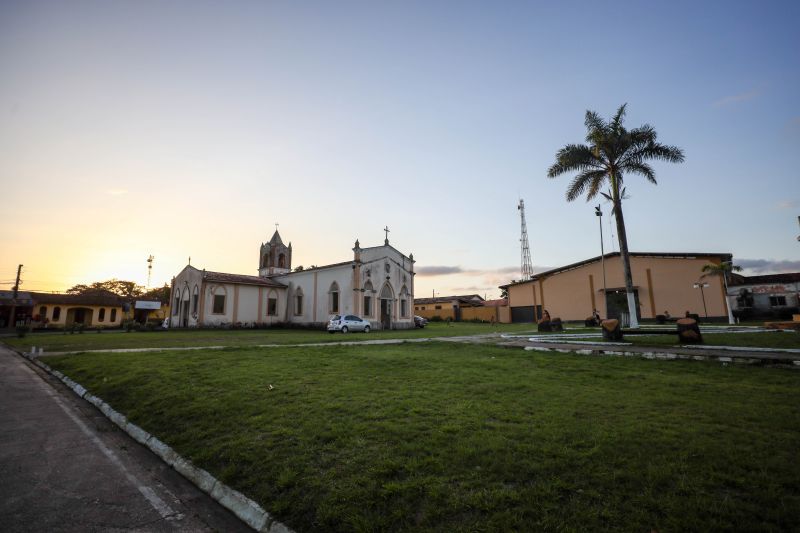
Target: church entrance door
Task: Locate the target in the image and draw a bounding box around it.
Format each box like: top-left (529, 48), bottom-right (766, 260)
top-left (379, 283), bottom-right (394, 330)
top-left (380, 299), bottom-right (392, 330)
top-left (181, 300), bottom-right (189, 327)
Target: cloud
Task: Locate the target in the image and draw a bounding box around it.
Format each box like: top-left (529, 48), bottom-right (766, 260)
top-left (452, 286), bottom-right (497, 293)
top-left (712, 88), bottom-right (760, 107)
top-left (776, 200), bottom-right (798, 210)
top-left (737, 259), bottom-right (800, 274)
top-left (106, 189), bottom-right (128, 196)
top-left (416, 266), bottom-right (464, 276)
top-left (416, 265), bottom-right (539, 277)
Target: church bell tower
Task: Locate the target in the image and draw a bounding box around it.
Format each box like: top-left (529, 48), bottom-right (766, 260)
top-left (258, 229), bottom-right (292, 277)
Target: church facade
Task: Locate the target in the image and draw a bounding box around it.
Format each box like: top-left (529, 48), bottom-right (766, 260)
top-left (168, 231), bottom-right (416, 330)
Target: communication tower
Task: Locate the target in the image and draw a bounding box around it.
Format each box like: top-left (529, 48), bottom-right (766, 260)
top-left (518, 199), bottom-right (534, 280)
top-left (147, 255), bottom-right (154, 288)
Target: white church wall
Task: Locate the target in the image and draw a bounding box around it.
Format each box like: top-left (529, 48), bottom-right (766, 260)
top-left (276, 266), bottom-right (354, 326)
top-left (237, 286), bottom-right (260, 324)
top-left (357, 246), bottom-right (415, 328)
top-left (169, 266), bottom-right (204, 328)
top-left (203, 283), bottom-right (235, 326)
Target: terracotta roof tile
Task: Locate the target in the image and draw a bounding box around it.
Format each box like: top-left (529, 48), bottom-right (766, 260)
top-left (203, 271), bottom-right (286, 288)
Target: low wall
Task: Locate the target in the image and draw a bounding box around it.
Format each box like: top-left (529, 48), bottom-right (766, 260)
top-left (416, 308), bottom-right (455, 321)
top-left (416, 307), bottom-right (511, 323)
top-left (461, 307), bottom-right (511, 323)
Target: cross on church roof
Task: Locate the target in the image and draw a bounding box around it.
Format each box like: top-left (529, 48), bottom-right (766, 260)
top-left (384, 226), bottom-right (390, 245)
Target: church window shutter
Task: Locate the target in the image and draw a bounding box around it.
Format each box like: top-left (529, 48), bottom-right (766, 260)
top-left (213, 294), bottom-right (225, 314)
top-left (192, 286), bottom-right (199, 314)
top-left (329, 282), bottom-right (340, 313)
top-left (399, 286), bottom-right (409, 317)
top-left (267, 290), bottom-right (278, 316)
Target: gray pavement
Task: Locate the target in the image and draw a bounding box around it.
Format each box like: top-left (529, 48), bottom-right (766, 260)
top-left (0, 345), bottom-right (251, 532)
top-left (497, 338), bottom-right (800, 365)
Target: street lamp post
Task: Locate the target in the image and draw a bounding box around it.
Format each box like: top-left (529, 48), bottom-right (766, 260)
top-left (595, 205), bottom-right (607, 317)
top-left (693, 281), bottom-right (710, 318)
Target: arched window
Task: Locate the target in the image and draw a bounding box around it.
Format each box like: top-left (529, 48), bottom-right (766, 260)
top-left (173, 292), bottom-right (180, 315)
top-left (294, 287), bottom-right (304, 316)
top-left (98, 308), bottom-right (106, 322)
top-left (379, 283), bottom-right (394, 300)
top-left (399, 286), bottom-right (409, 318)
top-left (263, 254), bottom-right (269, 268)
top-left (329, 282), bottom-right (340, 313)
top-left (363, 281), bottom-right (374, 317)
top-left (110, 308), bottom-right (117, 322)
top-left (53, 306), bottom-right (61, 321)
top-left (278, 253), bottom-right (286, 268)
top-left (192, 285), bottom-right (199, 314)
top-left (211, 286), bottom-right (227, 314)
top-left (267, 290), bottom-right (278, 316)
top-left (39, 306), bottom-right (47, 320)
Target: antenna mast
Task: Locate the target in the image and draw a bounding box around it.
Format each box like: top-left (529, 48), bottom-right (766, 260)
top-left (518, 199), bottom-right (534, 279)
top-left (147, 255), bottom-right (154, 288)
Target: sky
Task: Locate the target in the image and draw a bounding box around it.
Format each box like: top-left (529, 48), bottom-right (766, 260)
top-left (1, 0), bottom-right (798, 298)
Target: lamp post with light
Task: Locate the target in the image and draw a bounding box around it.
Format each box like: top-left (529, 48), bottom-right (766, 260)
top-left (693, 281), bottom-right (710, 318)
top-left (595, 205), bottom-right (607, 316)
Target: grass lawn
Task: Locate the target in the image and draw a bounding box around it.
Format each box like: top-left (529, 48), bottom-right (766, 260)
top-left (3, 322), bottom-right (541, 352)
top-left (42, 343), bottom-right (800, 532)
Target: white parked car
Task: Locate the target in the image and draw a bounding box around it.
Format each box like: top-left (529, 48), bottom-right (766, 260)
top-left (327, 314), bottom-right (371, 333)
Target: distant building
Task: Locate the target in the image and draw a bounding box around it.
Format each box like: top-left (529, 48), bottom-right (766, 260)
top-left (1, 290), bottom-right (125, 329)
top-left (0, 290), bottom-right (34, 329)
top-left (728, 272), bottom-right (800, 319)
top-left (413, 294), bottom-right (510, 322)
top-left (413, 294), bottom-right (485, 321)
top-left (500, 252), bottom-right (732, 323)
top-left (169, 230), bottom-right (415, 329)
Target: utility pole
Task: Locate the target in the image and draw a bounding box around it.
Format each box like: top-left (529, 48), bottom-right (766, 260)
top-left (8, 264), bottom-right (22, 329)
top-left (12, 264), bottom-right (22, 298)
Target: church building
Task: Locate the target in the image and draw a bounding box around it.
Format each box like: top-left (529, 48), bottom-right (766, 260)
top-left (168, 230), bottom-right (416, 330)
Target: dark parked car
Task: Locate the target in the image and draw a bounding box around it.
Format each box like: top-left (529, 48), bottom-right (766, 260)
top-left (414, 315), bottom-right (428, 328)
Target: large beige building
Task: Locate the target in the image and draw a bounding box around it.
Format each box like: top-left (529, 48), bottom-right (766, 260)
top-left (501, 252), bottom-right (732, 323)
top-left (169, 231), bottom-right (416, 329)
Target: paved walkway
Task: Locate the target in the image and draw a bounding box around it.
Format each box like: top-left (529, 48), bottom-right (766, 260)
top-left (0, 345), bottom-right (251, 532)
top-left (497, 337), bottom-right (800, 365)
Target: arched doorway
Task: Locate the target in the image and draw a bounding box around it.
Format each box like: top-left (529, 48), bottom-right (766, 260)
top-left (181, 287), bottom-right (190, 327)
top-left (66, 307), bottom-right (94, 327)
top-left (379, 283), bottom-right (394, 330)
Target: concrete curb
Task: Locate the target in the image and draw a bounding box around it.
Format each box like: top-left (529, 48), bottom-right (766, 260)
top-left (15, 350), bottom-right (294, 533)
top-left (522, 345), bottom-right (798, 366)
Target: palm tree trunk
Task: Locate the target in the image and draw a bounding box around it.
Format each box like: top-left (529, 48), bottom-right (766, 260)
top-left (611, 173), bottom-right (640, 328)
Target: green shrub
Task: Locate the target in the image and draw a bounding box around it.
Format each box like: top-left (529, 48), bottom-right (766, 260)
top-left (16, 325), bottom-right (30, 338)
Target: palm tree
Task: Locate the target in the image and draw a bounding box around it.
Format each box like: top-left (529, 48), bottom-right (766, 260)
top-left (701, 261), bottom-right (742, 324)
top-left (547, 104), bottom-right (684, 328)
